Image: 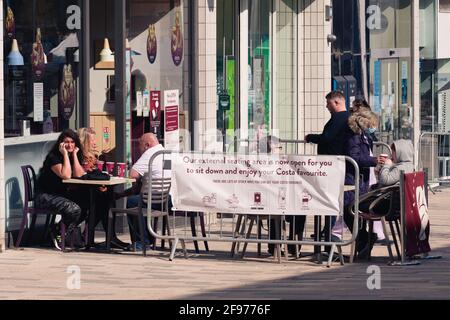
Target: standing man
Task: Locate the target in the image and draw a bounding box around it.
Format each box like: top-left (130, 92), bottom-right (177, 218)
top-left (305, 90), bottom-right (350, 255)
top-left (305, 90), bottom-right (350, 155)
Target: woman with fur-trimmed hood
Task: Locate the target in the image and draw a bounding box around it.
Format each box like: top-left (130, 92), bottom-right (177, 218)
top-left (344, 109), bottom-right (380, 200)
top-left (340, 110), bottom-right (381, 254)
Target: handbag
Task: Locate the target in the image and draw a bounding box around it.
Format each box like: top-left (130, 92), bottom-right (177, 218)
top-left (79, 168), bottom-right (110, 181)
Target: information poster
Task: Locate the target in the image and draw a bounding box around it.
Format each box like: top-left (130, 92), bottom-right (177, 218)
top-left (164, 90), bottom-right (179, 151)
top-left (150, 90), bottom-right (161, 137)
top-left (171, 154), bottom-right (346, 216)
top-left (33, 82), bottom-right (44, 122)
top-left (373, 60), bottom-right (381, 113)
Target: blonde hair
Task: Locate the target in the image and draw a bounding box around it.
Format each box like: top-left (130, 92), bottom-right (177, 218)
top-left (348, 110), bottom-right (379, 134)
top-left (78, 127), bottom-right (98, 160)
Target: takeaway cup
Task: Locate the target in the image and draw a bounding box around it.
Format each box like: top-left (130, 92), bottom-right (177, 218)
top-left (117, 162), bottom-right (126, 178)
top-left (106, 162), bottom-right (115, 175)
top-left (96, 160), bottom-right (105, 172)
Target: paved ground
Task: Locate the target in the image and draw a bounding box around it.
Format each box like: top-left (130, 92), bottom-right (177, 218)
top-left (1, 187), bottom-right (449, 300)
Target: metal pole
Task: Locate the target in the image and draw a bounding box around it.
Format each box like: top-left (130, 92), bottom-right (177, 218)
top-left (234, 0), bottom-right (240, 152)
top-left (400, 170), bottom-right (405, 264)
top-left (114, 0), bottom-right (126, 163)
top-left (81, 0), bottom-right (90, 127)
top-left (189, 0), bottom-right (197, 151)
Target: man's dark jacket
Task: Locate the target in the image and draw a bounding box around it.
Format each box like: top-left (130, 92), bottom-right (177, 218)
top-left (307, 111), bottom-right (350, 155)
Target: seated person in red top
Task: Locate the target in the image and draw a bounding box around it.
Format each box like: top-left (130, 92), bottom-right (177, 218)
top-left (35, 129), bottom-right (87, 249)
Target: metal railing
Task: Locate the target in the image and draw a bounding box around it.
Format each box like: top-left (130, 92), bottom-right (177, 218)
top-left (419, 132), bottom-right (450, 186)
top-left (145, 146), bottom-right (360, 268)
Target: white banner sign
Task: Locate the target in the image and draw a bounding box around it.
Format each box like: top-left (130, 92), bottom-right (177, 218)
top-left (171, 153), bottom-right (346, 216)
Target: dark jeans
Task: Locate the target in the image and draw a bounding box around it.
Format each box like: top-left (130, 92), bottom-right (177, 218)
top-left (35, 193), bottom-right (82, 234)
top-left (126, 195), bottom-right (171, 244)
top-left (93, 188), bottom-right (113, 231)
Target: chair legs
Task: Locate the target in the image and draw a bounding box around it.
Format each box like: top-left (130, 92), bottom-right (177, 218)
top-left (189, 215), bottom-right (200, 253)
top-left (231, 215), bottom-right (244, 257)
top-left (41, 215), bottom-right (52, 245)
top-left (241, 217), bottom-right (255, 258)
top-left (380, 217), bottom-right (394, 262)
top-left (198, 213), bottom-right (209, 252)
top-left (27, 214), bottom-right (38, 246)
top-left (389, 220), bottom-right (402, 259)
top-left (15, 212), bottom-right (29, 248)
top-left (138, 214), bottom-right (147, 256)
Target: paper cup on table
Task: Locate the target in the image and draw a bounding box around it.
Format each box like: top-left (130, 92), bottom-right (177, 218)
top-left (96, 160), bottom-right (105, 171)
top-left (117, 162), bottom-right (126, 177)
top-left (106, 162), bottom-right (115, 175)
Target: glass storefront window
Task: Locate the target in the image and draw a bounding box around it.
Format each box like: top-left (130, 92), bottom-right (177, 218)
top-left (128, 0), bottom-right (189, 154)
top-left (248, 0), bottom-right (271, 139)
top-left (274, 0), bottom-right (297, 145)
top-left (3, 0), bottom-right (82, 137)
top-left (217, 0), bottom-right (236, 148)
top-left (367, 0), bottom-right (412, 141)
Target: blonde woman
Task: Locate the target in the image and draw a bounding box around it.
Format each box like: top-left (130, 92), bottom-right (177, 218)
top-left (77, 127), bottom-right (129, 249)
top-left (78, 127), bottom-right (99, 172)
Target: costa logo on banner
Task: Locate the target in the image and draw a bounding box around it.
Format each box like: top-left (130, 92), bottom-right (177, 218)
top-left (404, 172), bottom-right (431, 257)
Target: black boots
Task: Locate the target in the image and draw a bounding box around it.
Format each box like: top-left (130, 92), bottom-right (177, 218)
top-left (356, 231), bottom-right (378, 260)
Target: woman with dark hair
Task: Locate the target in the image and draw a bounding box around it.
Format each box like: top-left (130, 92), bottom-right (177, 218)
top-left (351, 98), bottom-right (371, 113)
top-left (35, 129), bottom-right (87, 249)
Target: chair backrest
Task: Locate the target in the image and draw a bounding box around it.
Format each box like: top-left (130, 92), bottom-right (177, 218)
top-left (351, 184), bottom-right (400, 218)
top-left (20, 165), bottom-right (37, 209)
top-left (140, 173), bottom-right (171, 206)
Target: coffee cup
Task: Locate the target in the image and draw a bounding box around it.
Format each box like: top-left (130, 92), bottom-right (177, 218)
top-left (96, 160), bottom-right (105, 171)
top-left (379, 153), bottom-right (389, 159)
top-left (117, 162), bottom-right (126, 178)
top-left (106, 162), bottom-right (115, 175)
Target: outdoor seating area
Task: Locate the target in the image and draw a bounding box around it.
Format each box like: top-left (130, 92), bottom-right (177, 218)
top-left (11, 160), bottom-right (425, 269)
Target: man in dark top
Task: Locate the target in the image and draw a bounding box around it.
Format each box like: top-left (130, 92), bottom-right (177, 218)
top-left (305, 90), bottom-right (350, 155)
top-left (305, 91), bottom-right (350, 251)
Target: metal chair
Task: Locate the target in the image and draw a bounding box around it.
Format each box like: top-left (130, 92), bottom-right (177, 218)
top-left (107, 175), bottom-right (172, 256)
top-left (349, 184), bottom-right (400, 262)
top-left (171, 211), bottom-right (209, 253)
top-left (15, 165), bottom-right (67, 251)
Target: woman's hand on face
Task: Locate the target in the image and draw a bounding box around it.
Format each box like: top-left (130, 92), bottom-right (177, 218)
top-left (73, 147), bottom-right (80, 156)
top-left (59, 142), bottom-right (68, 156)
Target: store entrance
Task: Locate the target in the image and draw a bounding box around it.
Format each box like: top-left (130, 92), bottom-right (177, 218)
top-left (371, 57), bottom-right (412, 142)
